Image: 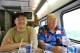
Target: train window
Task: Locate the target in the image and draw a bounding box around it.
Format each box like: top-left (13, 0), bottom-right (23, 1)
top-left (40, 21), bottom-right (45, 27)
top-left (63, 9), bottom-right (80, 41)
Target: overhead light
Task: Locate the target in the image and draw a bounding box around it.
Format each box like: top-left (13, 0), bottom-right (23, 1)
top-left (14, 12), bottom-right (17, 13)
top-left (47, 0), bottom-right (72, 13)
top-left (37, 0), bottom-right (72, 18)
top-left (36, 0), bottom-right (58, 18)
top-left (36, 2), bottom-right (48, 18)
top-left (32, 0), bottom-right (41, 11)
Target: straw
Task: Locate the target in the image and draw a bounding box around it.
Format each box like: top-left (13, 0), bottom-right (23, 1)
top-left (19, 38), bottom-right (23, 48)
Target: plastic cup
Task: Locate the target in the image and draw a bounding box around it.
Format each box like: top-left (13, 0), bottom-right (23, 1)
top-left (26, 44), bottom-right (32, 53)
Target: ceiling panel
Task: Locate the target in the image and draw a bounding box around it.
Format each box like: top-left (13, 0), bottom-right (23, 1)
top-left (2, 0), bottom-right (29, 2)
top-left (1, 1), bottom-right (28, 7)
top-left (0, 0), bottom-right (39, 12)
top-left (21, 7), bottom-right (32, 12)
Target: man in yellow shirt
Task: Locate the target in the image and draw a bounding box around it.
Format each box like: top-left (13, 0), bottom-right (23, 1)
top-left (0, 13), bottom-right (38, 52)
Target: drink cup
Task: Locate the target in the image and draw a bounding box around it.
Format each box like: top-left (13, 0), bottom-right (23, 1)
top-left (26, 44), bottom-right (32, 53)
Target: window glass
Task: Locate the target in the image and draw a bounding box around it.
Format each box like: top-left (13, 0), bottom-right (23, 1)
top-left (40, 21), bottom-right (45, 26)
top-left (63, 9), bottom-right (80, 41)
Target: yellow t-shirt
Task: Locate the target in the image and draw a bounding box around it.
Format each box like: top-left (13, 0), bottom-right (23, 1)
top-left (1, 26), bottom-right (37, 49)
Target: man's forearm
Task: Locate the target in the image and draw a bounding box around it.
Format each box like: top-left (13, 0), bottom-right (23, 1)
top-left (38, 41), bottom-right (46, 49)
top-left (38, 41), bottom-right (53, 51)
top-left (0, 43), bottom-right (20, 52)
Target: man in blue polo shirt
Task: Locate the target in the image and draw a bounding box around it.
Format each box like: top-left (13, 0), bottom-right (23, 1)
top-left (38, 14), bottom-right (66, 53)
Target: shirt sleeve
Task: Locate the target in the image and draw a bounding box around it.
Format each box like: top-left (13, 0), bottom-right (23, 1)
top-left (1, 28), bottom-right (14, 46)
top-left (30, 27), bottom-right (38, 49)
top-left (38, 33), bottom-right (45, 41)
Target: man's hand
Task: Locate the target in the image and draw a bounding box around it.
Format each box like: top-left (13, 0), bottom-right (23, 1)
top-left (52, 46), bottom-right (64, 53)
top-left (19, 39), bottom-right (29, 47)
top-left (20, 42), bottom-right (29, 47)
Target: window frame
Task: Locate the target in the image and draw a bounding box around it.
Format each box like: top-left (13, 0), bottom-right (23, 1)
top-left (60, 4), bottom-right (80, 43)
